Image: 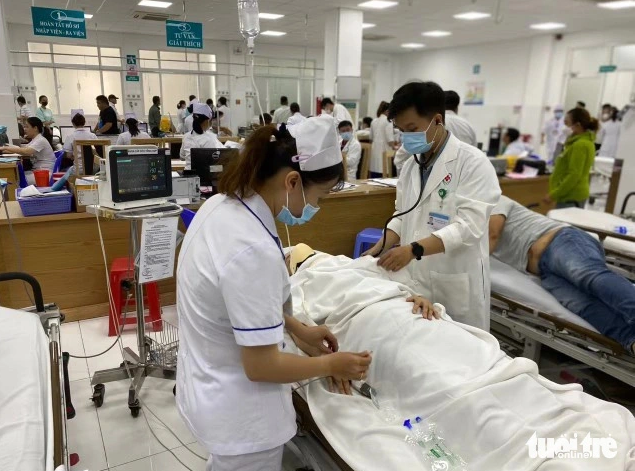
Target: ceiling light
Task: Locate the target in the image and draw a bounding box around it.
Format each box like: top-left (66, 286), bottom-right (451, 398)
top-left (530, 22), bottom-right (566, 30)
top-left (422, 30), bottom-right (452, 37)
top-left (597, 0), bottom-right (635, 9)
top-left (358, 1), bottom-right (399, 10)
top-left (84, 13), bottom-right (93, 18)
top-left (259, 13), bottom-right (284, 20)
top-left (401, 43), bottom-right (425, 49)
top-left (453, 11), bottom-right (491, 20)
top-left (138, 0), bottom-right (172, 8)
top-left (261, 30), bottom-right (287, 36)
top-left (363, 23), bottom-right (376, 29)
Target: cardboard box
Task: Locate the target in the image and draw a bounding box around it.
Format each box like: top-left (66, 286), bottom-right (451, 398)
top-left (69, 176), bottom-right (98, 213)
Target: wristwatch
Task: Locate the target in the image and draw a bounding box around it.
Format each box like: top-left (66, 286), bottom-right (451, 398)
top-left (410, 242), bottom-right (424, 261)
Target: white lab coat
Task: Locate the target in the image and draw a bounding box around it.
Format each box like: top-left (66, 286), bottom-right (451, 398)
top-left (393, 145), bottom-right (411, 176)
top-left (332, 103), bottom-right (352, 124)
top-left (180, 130), bottom-right (225, 170)
top-left (597, 120), bottom-right (621, 158)
top-left (183, 115), bottom-right (194, 134)
top-left (342, 137), bottom-right (362, 181)
top-left (217, 105), bottom-right (231, 130)
top-left (387, 133), bottom-right (501, 330)
top-left (503, 139), bottom-right (531, 156)
top-left (287, 112), bottom-right (306, 127)
top-left (370, 114), bottom-right (394, 174)
top-left (543, 116), bottom-right (565, 160)
top-left (177, 108), bottom-right (187, 133)
top-left (273, 105), bottom-right (292, 124)
top-left (445, 111), bottom-right (477, 147)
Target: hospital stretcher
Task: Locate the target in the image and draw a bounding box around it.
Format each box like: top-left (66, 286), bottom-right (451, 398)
top-left (489, 258), bottom-right (635, 388)
top-left (0, 273), bottom-right (69, 471)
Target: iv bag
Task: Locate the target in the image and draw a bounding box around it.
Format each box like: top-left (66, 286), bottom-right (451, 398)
top-left (237, 0), bottom-right (260, 40)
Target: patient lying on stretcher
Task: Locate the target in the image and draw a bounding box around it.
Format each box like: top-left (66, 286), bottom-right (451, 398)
top-left (285, 244), bottom-right (635, 471)
top-left (490, 196), bottom-right (635, 355)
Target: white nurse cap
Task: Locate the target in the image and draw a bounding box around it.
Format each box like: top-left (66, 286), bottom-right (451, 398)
top-left (193, 102), bottom-right (212, 119)
top-left (289, 115), bottom-right (342, 172)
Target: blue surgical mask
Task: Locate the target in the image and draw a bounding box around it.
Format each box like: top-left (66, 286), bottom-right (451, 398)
top-left (276, 184), bottom-right (320, 226)
top-left (555, 111), bottom-right (564, 120)
top-left (402, 120), bottom-right (437, 155)
top-left (340, 132), bottom-right (352, 141)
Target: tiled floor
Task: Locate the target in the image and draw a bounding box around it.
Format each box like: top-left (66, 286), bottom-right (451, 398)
top-left (62, 306), bottom-right (305, 471)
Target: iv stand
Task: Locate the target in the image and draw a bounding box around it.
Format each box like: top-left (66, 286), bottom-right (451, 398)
top-left (88, 203), bottom-right (182, 417)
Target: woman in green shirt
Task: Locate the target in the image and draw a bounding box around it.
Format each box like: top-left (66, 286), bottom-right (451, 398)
top-left (545, 108), bottom-right (598, 209)
top-left (36, 95), bottom-right (55, 128)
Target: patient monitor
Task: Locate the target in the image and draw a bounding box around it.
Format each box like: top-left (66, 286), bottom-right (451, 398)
top-left (98, 145), bottom-right (173, 210)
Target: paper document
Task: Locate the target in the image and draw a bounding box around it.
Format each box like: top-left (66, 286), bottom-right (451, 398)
top-left (0, 157), bottom-right (20, 163)
top-left (139, 217), bottom-right (179, 284)
top-left (369, 178), bottom-right (399, 188)
top-left (506, 166), bottom-right (539, 179)
top-left (332, 182), bottom-right (358, 192)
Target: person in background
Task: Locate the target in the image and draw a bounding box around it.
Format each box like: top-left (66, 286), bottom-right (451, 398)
top-left (180, 103), bottom-right (224, 170)
top-left (287, 102), bottom-right (305, 126)
top-left (148, 95), bottom-right (162, 137)
top-left (338, 120), bottom-right (362, 181)
top-left (63, 113), bottom-right (97, 165)
top-left (185, 96), bottom-right (198, 117)
top-left (600, 103), bottom-right (612, 121)
top-left (443, 91), bottom-right (477, 147)
top-left (206, 98), bottom-right (215, 115)
top-left (258, 113), bottom-right (274, 128)
top-left (95, 95), bottom-right (120, 135)
top-left (184, 101), bottom-right (196, 133)
top-left (16, 96), bottom-right (33, 126)
top-left (502, 128), bottom-right (531, 156)
top-left (542, 105), bottom-right (565, 162)
top-left (117, 118), bottom-right (151, 145)
top-left (361, 117), bottom-right (373, 130)
top-left (1, 117), bottom-right (56, 185)
top-left (108, 94), bottom-right (124, 124)
top-left (369, 101), bottom-right (395, 177)
top-left (363, 81), bottom-right (501, 330)
top-left (490, 196), bottom-right (635, 355)
top-left (176, 100), bottom-right (187, 133)
top-left (273, 96), bottom-right (292, 124)
top-left (36, 95), bottom-right (55, 129)
top-left (597, 106), bottom-right (621, 159)
top-left (321, 97), bottom-right (352, 124)
top-left (545, 107), bottom-right (598, 209)
top-left (576, 101), bottom-right (586, 109)
top-left (217, 96), bottom-right (231, 130)
top-left (214, 112), bottom-right (233, 137)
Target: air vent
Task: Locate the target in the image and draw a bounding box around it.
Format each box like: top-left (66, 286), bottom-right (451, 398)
top-left (132, 11), bottom-right (174, 21)
top-left (363, 34), bottom-right (395, 41)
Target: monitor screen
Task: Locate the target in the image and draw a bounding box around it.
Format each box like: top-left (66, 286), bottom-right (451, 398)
top-left (190, 148), bottom-right (239, 186)
top-left (109, 148), bottom-right (172, 203)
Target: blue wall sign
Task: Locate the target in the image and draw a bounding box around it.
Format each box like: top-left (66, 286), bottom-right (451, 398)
top-left (166, 20), bottom-right (203, 49)
top-left (31, 7), bottom-right (87, 39)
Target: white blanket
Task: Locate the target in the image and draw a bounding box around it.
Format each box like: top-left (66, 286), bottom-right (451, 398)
top-left (291, 255), bottom-right (635, 471)
top-left (0, 306), bottom-right (53, 471)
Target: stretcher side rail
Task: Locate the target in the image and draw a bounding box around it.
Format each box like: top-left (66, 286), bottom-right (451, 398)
top-left (293, 391), bottom-right (354, 471)
top-left (491, 292), bottom-right (635, 388)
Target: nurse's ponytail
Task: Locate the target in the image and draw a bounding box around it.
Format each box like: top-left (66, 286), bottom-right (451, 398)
top-left (220, 124), bottom-right (344, 198)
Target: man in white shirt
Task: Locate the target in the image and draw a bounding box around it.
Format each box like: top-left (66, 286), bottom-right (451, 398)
top-left (338, 120), bottom-right (362, 181)
top-left (108, 94), bottom-right (125, 125)
top-left (217, 96), bottom-right (231, 130)
top-left (503, 128), bottom-right (532, 156)
top-left (542, 105), bottom-right (565, 162)
top-left (444, 91), bottom-right (478, 147)
top-left (273, 96), bottom-right (292, 125)
top-left (16, 96), bottom-right (33, 126)
top-left (286, 103), bottom-right (305, 127)
top-left (321, 98), bottom-right (352, 124)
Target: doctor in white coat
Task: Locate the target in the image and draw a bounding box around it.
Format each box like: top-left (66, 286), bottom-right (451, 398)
top-left (364, 82), bottom-right (501, 330)
top-left (370, 101), bottom-right (396, 177)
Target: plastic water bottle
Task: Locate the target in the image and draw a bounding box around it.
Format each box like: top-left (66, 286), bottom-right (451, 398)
top-left (403, 418), bottom-right (468, 470)
top-left (237, 0), bottom-right (260, 41)
top-left (613, 226), bottom-right (629, 235)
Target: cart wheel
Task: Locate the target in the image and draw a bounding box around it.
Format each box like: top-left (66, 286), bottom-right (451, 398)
top-left (91, 384), bottom-right (105, 408)
top-left (173, 385), bottom-right (176, 396)
top-left (129, 399), bottom-right (141, 418)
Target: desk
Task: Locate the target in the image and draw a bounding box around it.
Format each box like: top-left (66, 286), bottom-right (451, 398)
top-left (0, 161), bottom-right (19, 201)
top-left (499, 175), bottom-right (554, 214)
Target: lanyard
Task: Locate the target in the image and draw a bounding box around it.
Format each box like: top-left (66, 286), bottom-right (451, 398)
top-left (237, 197), bottom-right (285, 261)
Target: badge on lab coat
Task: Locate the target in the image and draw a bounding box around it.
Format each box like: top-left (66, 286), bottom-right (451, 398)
top-left (428, 212), bottom-right (450, 230)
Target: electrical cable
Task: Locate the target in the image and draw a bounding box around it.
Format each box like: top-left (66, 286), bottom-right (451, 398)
top-left (292, 376), bottom-right (327, 392)
top-left (249, 54), bottom-right (265, 125)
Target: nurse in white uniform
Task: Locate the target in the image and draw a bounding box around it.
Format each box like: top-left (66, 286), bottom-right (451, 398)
top-left (180, 103), bottom-right (225, 170)
top-left (176, 116), bottom-right (371, 471)
top-left (364, 82), bottom-right (501, 330)
top-left (370, 101), bottom-right (396, 177)
top-left (597, 107), bottom-right (621, 158)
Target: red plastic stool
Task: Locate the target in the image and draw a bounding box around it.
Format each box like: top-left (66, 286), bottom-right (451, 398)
top-left (108, 257), bottom-right (162, 337)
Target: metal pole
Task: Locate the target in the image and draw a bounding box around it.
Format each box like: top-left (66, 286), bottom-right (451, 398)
top-left (131, 219), bottom-right (146, 364)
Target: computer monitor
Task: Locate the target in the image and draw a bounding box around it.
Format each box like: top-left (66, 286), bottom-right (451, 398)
top-left (108, 147), bottom-right (172, 203)
top-left (190, 148), bottom-right (239, 186)
top-left (59, 125), bottom-right (92, 143)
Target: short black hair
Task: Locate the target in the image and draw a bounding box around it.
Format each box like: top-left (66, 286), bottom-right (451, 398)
top-left (189, 95), bottom-right (196, 101)
top-left (71, 113), bottom-right (86, 127)
top-left (506, 127), bottom-right (520, 142)
top-left (576, 101), bottom-right (586, 108)
top-left (338, 120), bottom-right (353, 129)
top-left (259, 113), bottom-right (273, 125)
top-left (362, 117), bottom-right (373, 127)
top-left (444, 90), bottom-right (460, 111)
top-left (96, 94), bottom-right (108, 104)
top-left (290, 102), bottom-right (300, 113)
top-left (218, 97), bottom-right (227, 106)
top-left (16, 96), bottom-right (26, 105)
top-left (388, 81), bottom-right (445, 122)
top-left (206, 98), bottom-right (214, 106)
top-left (281, 96), bottom-right (288, 105)
top-left (39, 95), bottom-right (47, 102)
top-left (152, 95), bottom-right (161, 105)
top-left (321, 98), bottom-right (334, 107)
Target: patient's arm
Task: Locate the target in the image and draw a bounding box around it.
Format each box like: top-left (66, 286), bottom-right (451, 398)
top-left (489, 215), bottom-right (507, 255)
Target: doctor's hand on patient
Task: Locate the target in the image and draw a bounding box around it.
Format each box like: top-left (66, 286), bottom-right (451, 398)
top-left (378, 246), bottom-right (414, 272)
top-left (299, 325), bottom-right (339, 354)
top-left (407, 296), bottom-right (440, 321)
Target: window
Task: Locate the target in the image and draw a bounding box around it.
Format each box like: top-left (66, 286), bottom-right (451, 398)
top-left (33, 68), bottom-right (58, 113)
top-left (28, 42), bottom-right (51, 63)
top-left (139, 50), bottom-right (159, 69)
top-left (56, 69), bottom-right (103, 115)
top-left (53, 44), bottom-right (99, 66)
top-left (100, 47), bottom-right (122, 67)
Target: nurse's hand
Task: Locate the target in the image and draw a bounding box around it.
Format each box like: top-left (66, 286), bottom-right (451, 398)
top-left (327, 376), bottom-right (352, 395)
top-left (299, 325), bottom-right (339, 354)
top-left (326, 351), bottom-right (372, 381)
top-left (407, 296), bottom-right (439, 320)
top-left (378, 246), bottom-right (414, 272)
